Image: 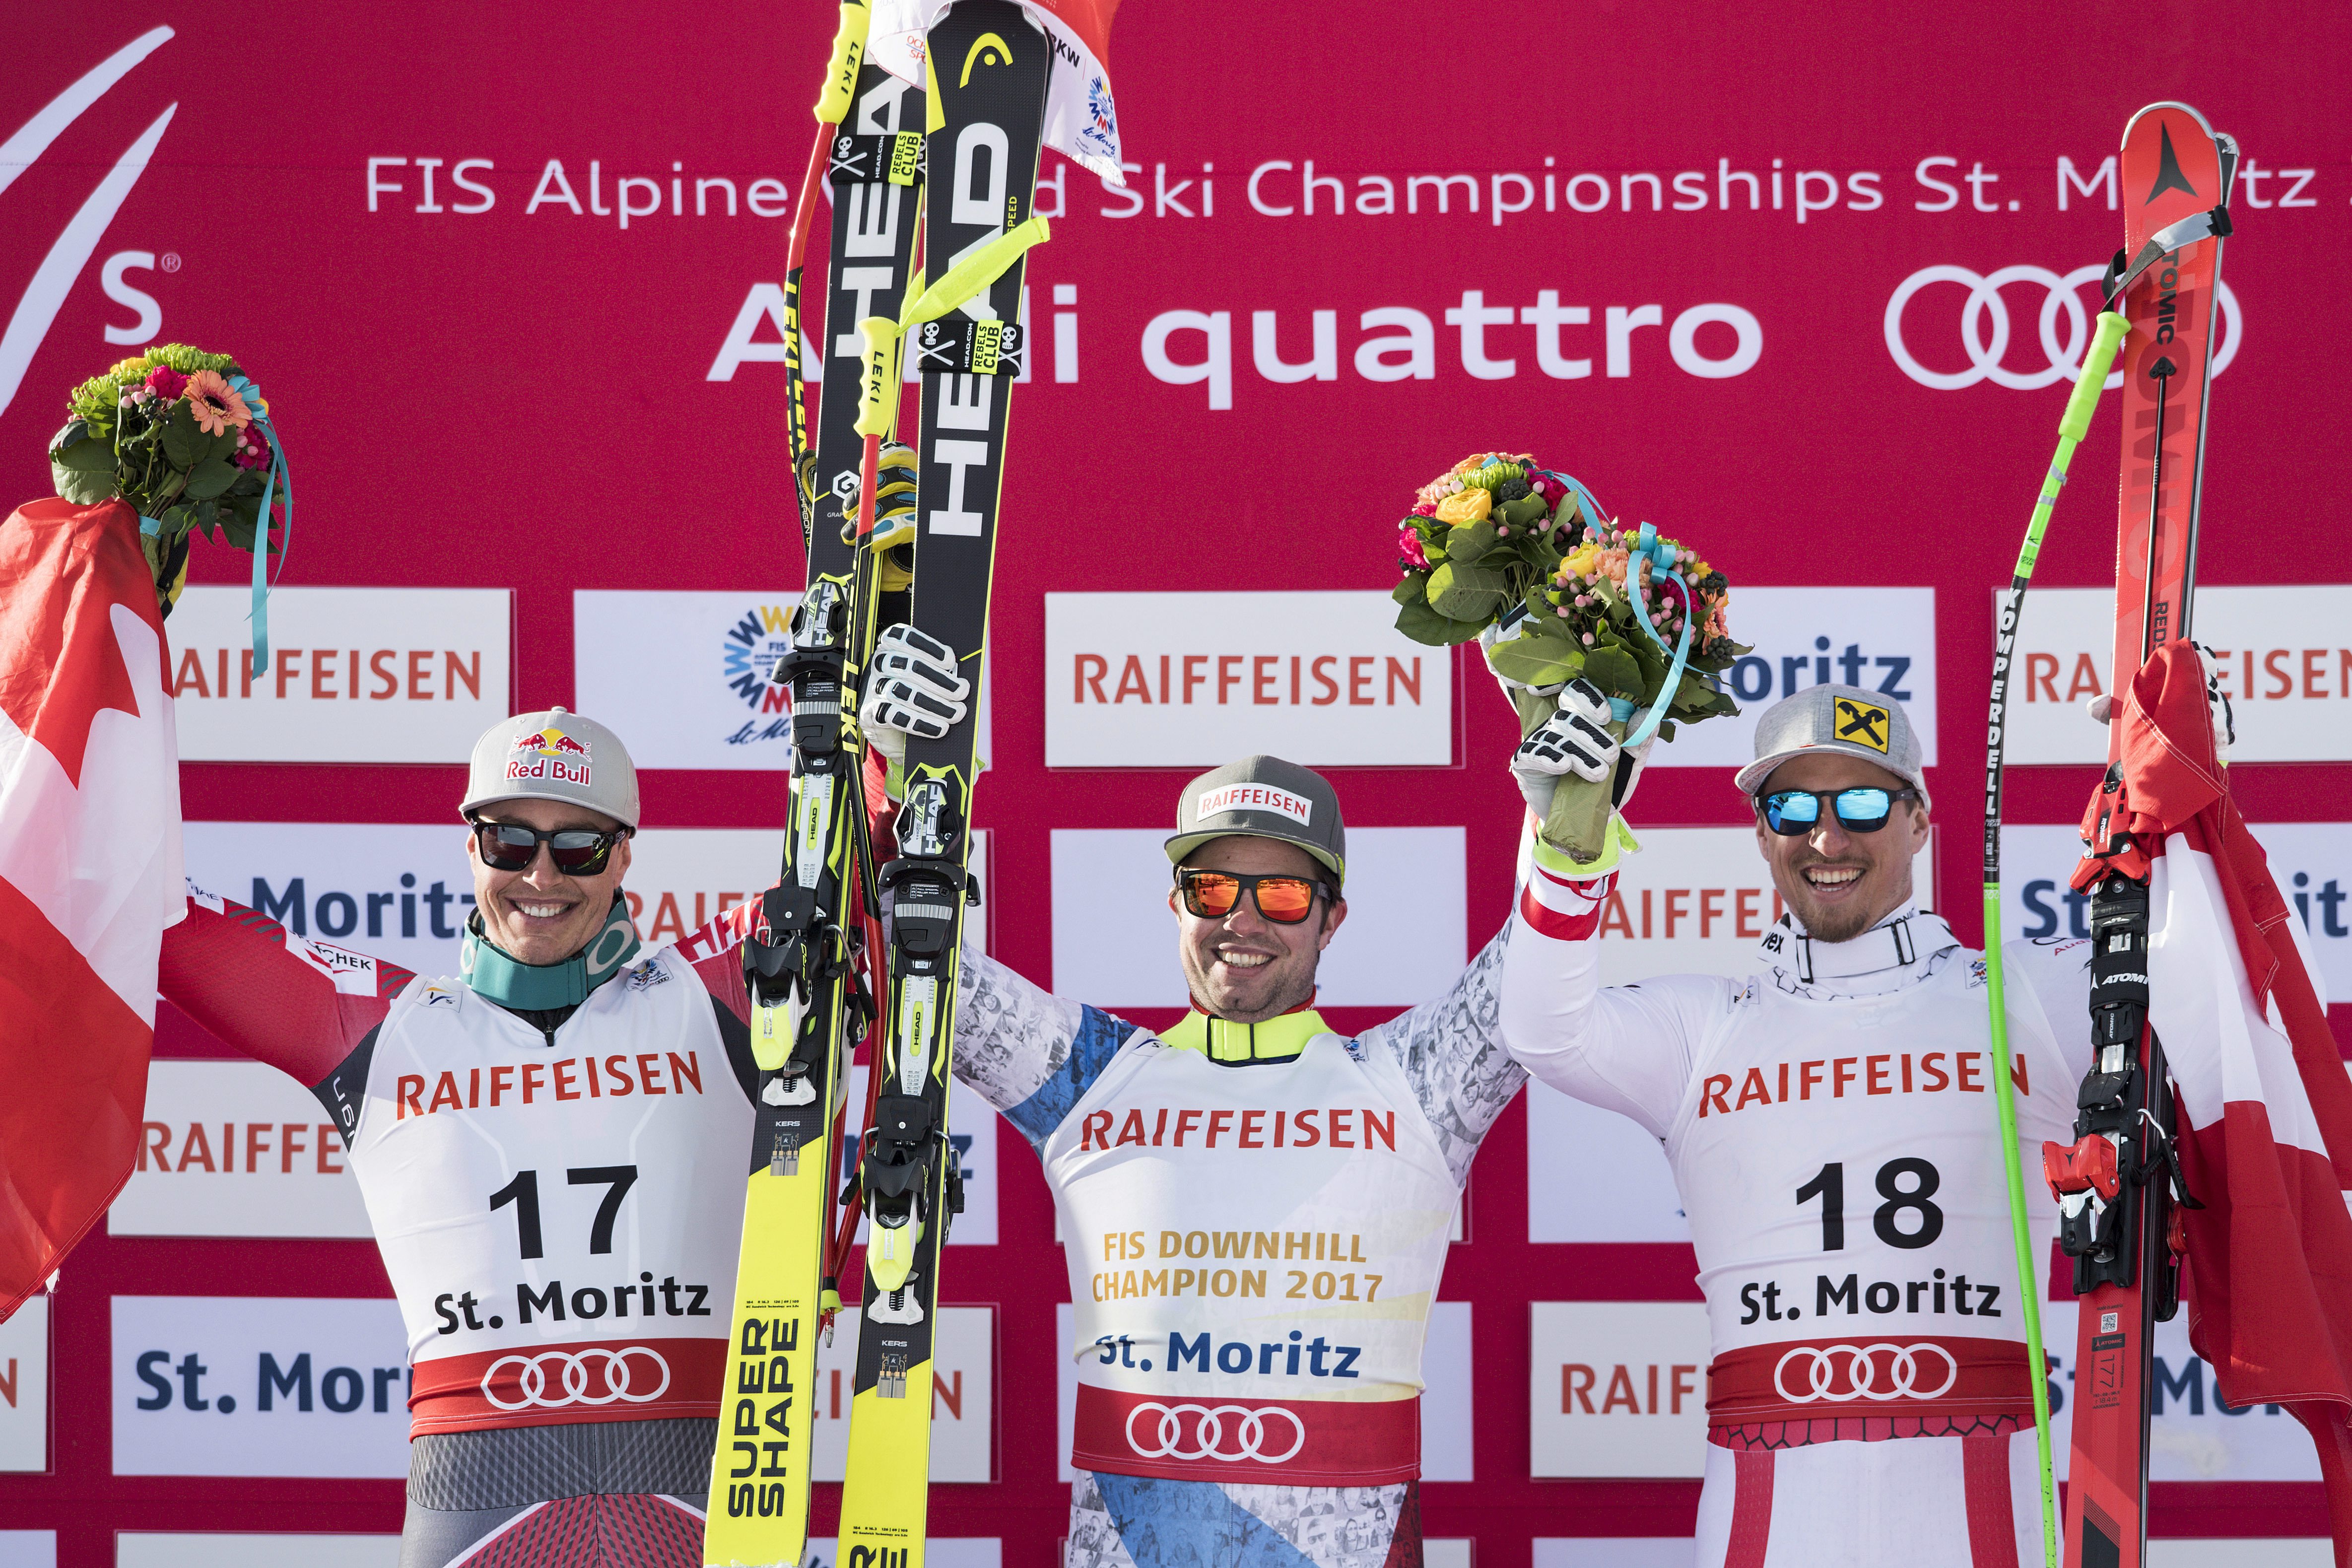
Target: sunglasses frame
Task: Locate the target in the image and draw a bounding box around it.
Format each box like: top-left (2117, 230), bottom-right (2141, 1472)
top-left (1755, 786), bottom-right (1921, 837)
top-left (1173, 868), bottom-right (1336, 925)
top-left (468, 816), bottom-right (632, 877)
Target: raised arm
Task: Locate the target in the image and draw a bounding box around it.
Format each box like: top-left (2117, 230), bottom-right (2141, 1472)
top-left (158, 886), bottom-right (416, 1129)
top-left (1357, 928), bottom-right (1522, 1186)
top-left (1501, 834), bottom-right (1729, 1139)
top-left (953, 946), bottom-right (1142, 1152)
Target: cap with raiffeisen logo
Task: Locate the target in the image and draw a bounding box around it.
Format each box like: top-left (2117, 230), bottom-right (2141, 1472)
top-left (460, 706), bottom-right (641, 829)
top-left (1732, 683), bottom-right (1930, 808)
top-left (1164, 755), bottom-right (1345, 886)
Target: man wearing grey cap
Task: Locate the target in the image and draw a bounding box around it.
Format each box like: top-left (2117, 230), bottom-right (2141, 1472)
top-left (1498, 681), bottom-right (2096, 1568)
top-left (861, 653), bottom-right (1526, 1568)
top-left (156, 706), bottom-right (772, 1566)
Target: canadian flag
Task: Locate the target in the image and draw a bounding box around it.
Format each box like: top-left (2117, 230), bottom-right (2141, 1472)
top-left (2076, 642), bottom-right (2352, 1563)
top-left (0, 498), bottom-right (183, 1319)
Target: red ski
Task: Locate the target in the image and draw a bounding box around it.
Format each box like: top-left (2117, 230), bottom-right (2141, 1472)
top-left (2049, 102), bottom-right (2238, 1568)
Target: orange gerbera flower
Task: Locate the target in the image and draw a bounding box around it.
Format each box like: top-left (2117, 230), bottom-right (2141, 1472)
top-left (186, 369), bottom-right (251, 436)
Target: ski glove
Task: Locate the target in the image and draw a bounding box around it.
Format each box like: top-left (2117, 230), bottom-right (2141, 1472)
top-left (1479, 616), bottom-right (1566, 715)
top-left (1510, 678), bottom-right (1652, 818)
top-left (861, 624), bottom-right (970, 767)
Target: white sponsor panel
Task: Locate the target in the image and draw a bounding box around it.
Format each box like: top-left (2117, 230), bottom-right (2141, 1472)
top-left (2001, 585), bottom-right (2352, 763)
top-left (805, 1542), bottom-right (1000, 1568)
top-left (111, 1296), bottom-right (409, 1478)
top-left (1526, 827), bottom-right (1930, 1245)
top-left (1645, 587), bottom-right (1936, 769)
top-left (0, 1296), bottom-right (48, 1472)
top-left (167, 587), bottom-right (511, 762)
top-left (1044, 592), bottom-right (1452, 767)
top-left (0, 1535), bottom-right (51, 1568)
top-left (1050, 827), bottom-right (1466, 1008)
top-left (1425, 1544), bottom-right (1472, 1568)
top-left (116, 1537), bottom-right (400, 1568)
top-left (1052, 1299), bottom-right (1472, 1482)
top-left (1534, 1541), bottom-right (1694, 1568)
top-left (1999, 822), bottom-right (2347, 1002)
top-left (573, 591), bottom-right (798, 769)
top-left (572, 589), bottom-right (993, 774)
top-left (2147, 1546), bottom-right (2331, 1568)
top-left (110, 1062), bottom-right (370, 1238)
top-left (629, 826), bottom-right (991, 956)
top-left (181, 821), bottom-right (473, 978)
top-left (811, 1305), bottom-right (992, 1482)
top-left (1530, 1301), bottom-right (1711, 1477)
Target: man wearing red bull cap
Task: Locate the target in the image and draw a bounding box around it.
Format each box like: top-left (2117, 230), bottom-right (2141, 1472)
top-left (862, 637), bottom-right (1527, 1568)
top-left (156, 706), bottom-right (770, 1567)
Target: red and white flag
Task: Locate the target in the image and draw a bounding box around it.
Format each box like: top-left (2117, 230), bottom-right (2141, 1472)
top-left (2075, 642), bottom-right (2352, 1562)
top-left (0, 497), bottom-right (183, 1319)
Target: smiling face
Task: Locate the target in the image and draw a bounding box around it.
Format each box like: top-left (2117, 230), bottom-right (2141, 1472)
top-left (1171, 835), bottom-right (1346, 1024)
top-left (1752, 752), bottom-right (1929, 944)
top-left (465, 797), bottom-right (633, 966)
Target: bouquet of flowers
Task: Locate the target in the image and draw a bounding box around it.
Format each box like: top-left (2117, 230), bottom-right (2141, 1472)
top-left (1392, 452), bottom-right (1747, 859)
top-left (47, 344), bottom-right (286, 615)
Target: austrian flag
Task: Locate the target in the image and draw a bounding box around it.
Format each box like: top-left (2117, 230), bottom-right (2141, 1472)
top-left (2076, 643), bottom-right (2352, 1557)
top-left (0, 498), bottom-right (183, 1318)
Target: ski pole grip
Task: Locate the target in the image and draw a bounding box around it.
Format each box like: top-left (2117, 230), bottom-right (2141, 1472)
top-left (2060, 312), bottom-right (2132, 441)
top-left (813, 0), bottom-right (870, 124)
top-left (855, 317), bottom-right (899, 438)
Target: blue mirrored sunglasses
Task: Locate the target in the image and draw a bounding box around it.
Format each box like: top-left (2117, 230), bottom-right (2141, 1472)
top-left (1758, 787), bottom-right (1920, 836)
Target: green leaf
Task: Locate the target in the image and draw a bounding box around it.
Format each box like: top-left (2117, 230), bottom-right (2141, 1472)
top-left (161, 401), bottom-right (205, 468)
top-left (1392, 571), bottom-right (1430, 606)
top-left (208, 425), bottom-right (243, 464)
top-left (1445, 518), bottom-right (1498, 564)
top-left (1495, 493), bottom-right (1547, 528)
top-left (183, 456), bottom-right (239, 501)
top-left (1485, 629), bottom-right (1586, 690)
top-left (1427, 559), bottom-right (1508, 622)
top-left (1582, 644), bottom-right (1645, 701)
top-left (51, 459), bottom-right (119, 505)
top-left (1394, 598), bottom-right (1484, 647)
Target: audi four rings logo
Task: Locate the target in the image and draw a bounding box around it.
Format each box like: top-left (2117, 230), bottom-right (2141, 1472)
top-left (1773, 1342), bottom-right (1959, 1403)
top-left (1124, 1400), bottom-right (1308, 1464)
top-left (480, 1346), bottom-right (672, 1410)
top-left (1885, 265), bottom-right (2241, 391)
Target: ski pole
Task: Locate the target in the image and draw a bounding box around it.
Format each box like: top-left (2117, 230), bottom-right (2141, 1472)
top-left (1982, 307), bottom-right (2129, 1568)
top-left (783, 1), bottom-right (873, 530)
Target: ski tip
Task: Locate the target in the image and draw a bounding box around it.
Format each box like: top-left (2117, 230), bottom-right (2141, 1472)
top-left (2121, 100), bottom-right (2216, 146)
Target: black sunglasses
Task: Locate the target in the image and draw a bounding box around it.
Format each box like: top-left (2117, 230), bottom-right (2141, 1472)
top-left (469, 817), bottom-right (630, 876)
top-left (1757, 787), bottom-right (1920, 836)
top-left (1175, 869), bottom-right (1335, 925)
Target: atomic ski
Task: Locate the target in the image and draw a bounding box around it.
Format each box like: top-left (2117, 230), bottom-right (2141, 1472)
top-left (835, 6), bottom-right (1052, 1565)
top-left (702, 12), bottom-right (926, 1562)
top-left (2049, 101), bottom-right (2238, 1568)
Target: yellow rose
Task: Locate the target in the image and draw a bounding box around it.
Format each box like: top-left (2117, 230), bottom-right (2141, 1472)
top-left (1434, 488), bottom-right (1491, 525)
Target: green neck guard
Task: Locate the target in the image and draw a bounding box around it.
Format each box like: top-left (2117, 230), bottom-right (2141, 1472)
top-left (1162, 1006), bottom-right (1329, 1064)
top-left (461, 895), bottom-right (641, 1011)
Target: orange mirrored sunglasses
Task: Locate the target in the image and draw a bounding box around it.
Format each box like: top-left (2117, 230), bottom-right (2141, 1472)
top-left (1175, 869), bottom-right (1333, 925)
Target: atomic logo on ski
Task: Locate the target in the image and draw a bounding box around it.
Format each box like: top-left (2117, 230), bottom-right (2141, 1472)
top-left (2145, 124), bottom-right (2199, 204)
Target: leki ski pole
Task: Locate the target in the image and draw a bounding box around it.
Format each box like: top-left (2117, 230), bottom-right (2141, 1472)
top-left (1981, 306), bottom-right (2130, 1568)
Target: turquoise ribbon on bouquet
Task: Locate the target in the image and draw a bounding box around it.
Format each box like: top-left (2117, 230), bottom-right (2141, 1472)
top-left (225, 374), bottom-right (290, 668)
top-left (1618, 523), bottom-right (1695, 747)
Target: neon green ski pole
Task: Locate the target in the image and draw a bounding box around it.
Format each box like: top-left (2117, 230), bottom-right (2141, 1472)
top-left (1981, 307), bottom-right (2129, 1568)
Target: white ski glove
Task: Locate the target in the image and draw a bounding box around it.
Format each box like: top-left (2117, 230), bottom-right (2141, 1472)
top-left (860, 624), bottom-right (970, 767)
top-left (2084, 640), bottom-right (2233, 765)
top-left (1509, 678), bottom-right (1653, 819)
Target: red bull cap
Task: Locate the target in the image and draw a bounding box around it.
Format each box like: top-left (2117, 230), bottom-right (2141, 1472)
top-left (461, 706), bottom-right (640, 828)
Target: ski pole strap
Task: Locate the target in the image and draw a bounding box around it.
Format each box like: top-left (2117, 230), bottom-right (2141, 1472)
top-left (898, 216), bottom-right (1051, 330)
top-left (812, 0), bottom-right (870, 124)
top-left (2102, 206), bottom-right (2232, 309)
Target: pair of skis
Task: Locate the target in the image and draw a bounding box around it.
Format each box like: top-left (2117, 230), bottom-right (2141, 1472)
top-left (704, 5), bottom-right (1054, 1566)
top-left (1981, 102), bottom-right (2238, 1568)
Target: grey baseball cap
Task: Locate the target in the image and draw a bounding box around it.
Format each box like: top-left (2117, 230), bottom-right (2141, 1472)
top-left (460, 706), bottom-right (641, 829)
top-left (1733, 683), bottom-right (1931, 808)
top-left (1165, 755), bottom-right (1345, 886)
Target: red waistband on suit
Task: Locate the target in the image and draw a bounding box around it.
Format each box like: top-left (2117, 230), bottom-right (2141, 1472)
top-left (1707, 1335), bottom-right (2033, 1428)
top-left (1073, 1383), bottom-right (1420, 1485)
top-left (409, 1336), bottom-right (726, 1436)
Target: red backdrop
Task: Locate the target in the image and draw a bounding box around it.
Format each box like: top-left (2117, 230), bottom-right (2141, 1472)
top-left (2, 2), bottom-right (2348, 1563)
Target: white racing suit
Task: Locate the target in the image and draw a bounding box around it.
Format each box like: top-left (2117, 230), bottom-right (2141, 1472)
top-left (953, 935), bottom-right (1523, 1568)
top-left (1502, 836), bottom-right (2095, 1568)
